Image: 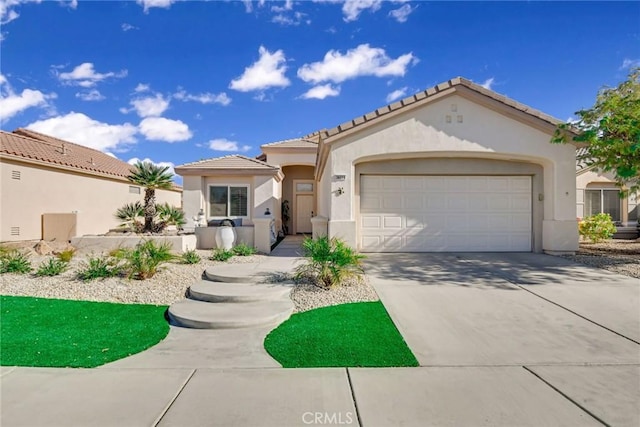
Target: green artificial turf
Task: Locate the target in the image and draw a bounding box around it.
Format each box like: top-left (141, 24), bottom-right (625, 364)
top-left (0, 295), bottom-right (169, 368)
top-left (264, 301), bottom-right (419, 368)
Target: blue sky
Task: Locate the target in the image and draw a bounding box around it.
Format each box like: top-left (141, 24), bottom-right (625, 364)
top-left (1, 0), bottom-right (638, 180)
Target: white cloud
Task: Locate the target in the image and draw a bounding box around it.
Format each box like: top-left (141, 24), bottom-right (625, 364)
top-left (136, 0), bottom-right (175, 13)
top-left (174, 89), bottom-right (231, 106)
top-left (1, 0), bottom-right (42, 25)
top-left (122, 23), bottom-right (138, 32)
top-left (26, 112), bottom-right (137, 152)
top-left (386, 86), bottom-right (407, 103)
top-left (229, 45), bottom-right (290, 92)
top-left (134, 83), bottom-right (150, 93)
top-left (342, 0), bottom-right (382, 22)
top-left (64, 0), bottom-right (77, 10)
top-left (56, 62), bottom-right (127, 87)
top-left (620, 58), bottom-right (640, 70)
top-left (242, 0), bottom-right (266, 13)
top-left (297, 44), bottom-right (417, 84)
top-left (0, 73), bottom-right (56, 121)
top-left (207, 138), bottom-right (251, 152)
top-left (127, 157), bottom-right (175, 176)
top-left (480, 77), bottom-right (495, 90)
top-left (271, 0), bottom-right (292, 12)
top-left (75, 89), bottom-right (105, 101)
top-left (127, 93), bottom-right (169, 117)
top-left (389, 3), bottom-right (413, 23)
top-left (272, 11), bottom-right (309, 26)
top-left (138, 117), bottom-right (192, 142)
top-left (300, 84), bottom-right (341, 100)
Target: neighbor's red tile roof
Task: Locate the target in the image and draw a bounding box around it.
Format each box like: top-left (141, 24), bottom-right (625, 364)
top-left (1, 129), bottom-right (181, 189)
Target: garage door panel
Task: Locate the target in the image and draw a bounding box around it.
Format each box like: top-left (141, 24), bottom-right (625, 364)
top-left (360, 175), bottom-right (532, 252)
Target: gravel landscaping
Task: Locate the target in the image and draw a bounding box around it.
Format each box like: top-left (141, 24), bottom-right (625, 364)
top-left (560, 239), bottom-right (640, 279)
top-left (0, 240), bottom-right (380, 309)
top-left (3, 238), bottom-right (635, 310)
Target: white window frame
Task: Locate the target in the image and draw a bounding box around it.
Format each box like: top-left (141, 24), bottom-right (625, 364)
top-left (584, 188), bottom-right (622, 222)
top-left (207, 184), bottom-right (251, 219)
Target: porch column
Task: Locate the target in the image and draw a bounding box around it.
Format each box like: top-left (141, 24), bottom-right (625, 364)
top-left (254, 216), bottom-right (275, 254)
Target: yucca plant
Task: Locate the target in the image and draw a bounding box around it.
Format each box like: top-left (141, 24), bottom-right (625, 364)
top-left (180, 249), bottom-right (201, 264)
top-left (115, 201), bottom-right (144, 232)
top-left (113, 240), bottom-right (175, 280)
top-left (294, 236), bottom-right (365, 288)
top-left (128, 162), bottom-right (174, 233)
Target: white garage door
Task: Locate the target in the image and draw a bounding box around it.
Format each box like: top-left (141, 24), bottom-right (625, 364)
top-left (359, 175), bottom-right (532, 252)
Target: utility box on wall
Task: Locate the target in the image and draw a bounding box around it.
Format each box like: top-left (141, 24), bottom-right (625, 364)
top-left (42, 213), bottom-right (77, 242)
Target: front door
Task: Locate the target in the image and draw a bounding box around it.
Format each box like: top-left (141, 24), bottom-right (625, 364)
top-left (296, 194), bottom-right (313, 234)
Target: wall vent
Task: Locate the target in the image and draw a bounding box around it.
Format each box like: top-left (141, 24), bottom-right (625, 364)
top-left (11, 170), bottom-right (21, 180)
top-left (10, 227), bottom-right (20, 236)
top-left (129, 186), bottom-right (141, 194)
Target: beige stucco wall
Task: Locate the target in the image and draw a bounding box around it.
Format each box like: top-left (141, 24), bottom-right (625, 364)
top-left (262, 150), bottom-right (316, 168)
top-left (1, 159), bottom-right (181, 242)
top-left (181, 174), bottom-right (281, 230)
top-left (576, 169), bottom-right (637, 222)
top-left (322, 93), bottom-right (578, 253)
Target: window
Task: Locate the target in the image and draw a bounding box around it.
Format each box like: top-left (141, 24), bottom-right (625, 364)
top-left (585, 189), bottom-right (621, 222)
top-left (209, 185), bottom-right (249, 217)
top-left (296, 182), bottom-right (313, 192)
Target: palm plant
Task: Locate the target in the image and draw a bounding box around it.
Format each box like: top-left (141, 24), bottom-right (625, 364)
top-left (128, 162), bottom-right (174, 233)
top-left (156, 203), bottom-right (186, 228)
top-left (294, 236), bottom-right (365, 288)
top-left (115, 201), bottom-right (144, 232)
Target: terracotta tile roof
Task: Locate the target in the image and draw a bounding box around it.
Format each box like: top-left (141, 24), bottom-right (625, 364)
top-left (175, 154), bottom-right (279, 171)
top-left (576, 147), bottom-right (592, 172)
top-left (261, 138), bottom-right (318, 149)
top-left (308, 77), bottom-right (565, 141)
top-left (2, 129), bottom-right (134, 179)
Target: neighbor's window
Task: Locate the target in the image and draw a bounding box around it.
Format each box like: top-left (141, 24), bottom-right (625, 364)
top-left (209, 185), bottom-right (249, 217)
top-left (585, 189), bottom-right (621, 222)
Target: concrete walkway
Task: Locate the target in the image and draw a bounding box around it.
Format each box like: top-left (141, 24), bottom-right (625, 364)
top-left (2, 250), bottom-right (639, 426)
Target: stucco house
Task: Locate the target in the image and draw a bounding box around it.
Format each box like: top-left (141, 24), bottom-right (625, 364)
top-left (176, 77), bottom-right (581, 254)
top-left (576, 148), bottom-right (638, 238)
top-left (0, 128), bottom-right (182, 242)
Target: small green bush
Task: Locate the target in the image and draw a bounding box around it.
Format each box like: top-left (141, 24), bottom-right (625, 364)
top-left (77, 255), bottom-right (121, 281)
top-left (0, 250), bottom-right (32, 274)
top-left (156, 203), bottom-right (186, 228)
top-left (180, 249), bottom-right (201, 264)
top-left (113, 240), bottom-right (175, 280)
top-left (579, 213), bottom-right (617, 243)
top-left (232, 243), bottom-right (257, 256)
top-left (210, 248), bottom-right (234, 262)
top-left (35, 258), bottom-right (69, 277)
top-left (294, 236), bottom-right (365, 288)
top-left (56, 248), bottom-right (76, 263)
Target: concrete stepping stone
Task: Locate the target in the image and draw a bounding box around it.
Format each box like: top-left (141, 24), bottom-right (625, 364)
top-left (188, 280), bottom-right (293, 303)
top-left (168, 299), bottom-right (293, 329)
top-left (204, 263), bottom-right (292, 283)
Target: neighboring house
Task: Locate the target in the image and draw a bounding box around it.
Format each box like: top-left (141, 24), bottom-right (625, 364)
top-left (576, 148), bottom-right (638, 238)
top-left (176, 77), bottom-right (580, 254)
top-left (0, 129), bottom-right (182, 242)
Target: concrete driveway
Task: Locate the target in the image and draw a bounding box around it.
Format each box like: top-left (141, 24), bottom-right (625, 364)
top-left (364, 252), bottom-right (640, 426)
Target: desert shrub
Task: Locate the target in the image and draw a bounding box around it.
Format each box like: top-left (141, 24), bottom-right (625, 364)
top-left (232, 243), bottom-right (257, 256)
top-left (35, 258), bottom-right (69, 277)
top-left (294, 236), bottom-right (365, 288)
top-left (115, 201), bottom-right (144, 232)
top-left (77, 255), bottom-right (121, 281)
top-left (579, 213), bottom-right (617, 243)
top-left (210, 248), bottom-right (234, 262)
top-left (180, 249), bottom-right (201, 264)
top-left (56, 248), bottom-right (76, 263)
top-left (113, 240), bottom-right (175, 280)
top-left (0, 250), bottom-right (32, 274)
top-left (156, 203), bottom-right (186, 228)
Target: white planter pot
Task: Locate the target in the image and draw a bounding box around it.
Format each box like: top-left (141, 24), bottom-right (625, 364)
top-left (215, 227), bottom-right (236, 250)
